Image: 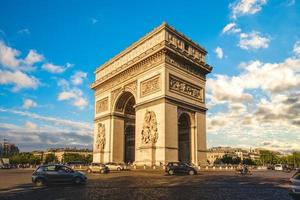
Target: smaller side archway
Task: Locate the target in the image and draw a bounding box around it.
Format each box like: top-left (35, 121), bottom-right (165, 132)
top-left (178, 112), bottom-right (192, 163)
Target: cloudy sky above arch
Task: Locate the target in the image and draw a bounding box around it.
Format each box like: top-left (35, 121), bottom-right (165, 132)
top-left (0, 0), bottom-right (299, 152)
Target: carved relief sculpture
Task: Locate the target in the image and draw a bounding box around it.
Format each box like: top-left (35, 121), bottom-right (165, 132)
top-left (125, 81), bottom-right (137, 96)
top-left (141, 110), bottom-right (158, 144)
top-left (96, 98), bottom-right (108, 113)
top-left (169, 75), bottom-right (203, 101)
top-left (96, 123), bottom-right (106, 151)
top-left (140, 75), bottom-right (161, 97)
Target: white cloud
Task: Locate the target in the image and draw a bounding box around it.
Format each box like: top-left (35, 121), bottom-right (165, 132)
top-left (0, 108), bottom-right (92, 132)
top-left (286, 0), bottom-right (295, 6)
top-left (24, 49), bottom-right (44, 65)
top-left (222, 23), bottom-right (241, 34)
top-left (293, 41), bottom-right (300, 57)
top-left (71, 71), bottom-right (87, 85)
top-left (42, 62), bottom-right (72, 74)
top-left (17, 29), bottom-right (31, 35)
top-left (207, 74), bottom-right (253, 105)
top-left (0, 69), bottom-right (39, 91)
top-left (25, 121), bottom-right (37, 129)
top-left (0, 40), bottom-right (44, 71)
top-left (238, 32), bottom-right (270, 50)
top-left (230, 0), bottom-right (268, 19)
top-left (207, 41), bottom-right (300, 152)
top-left (215, 47), bottom-right (224, 59)
top-left (91, 18), bottom-right (98, 24)
top-left (0, 109), bottom-right (93, 151)
top-left (0, 41), bottom-right (21, 69)
top-left (58, 88), bottom-right (88, 109)
top-left (23, 99), bottom-right (37, 109)
top-left (58, 91), bottom-right (78, 100)
top-left (73, 97), bottom-right (88, 108)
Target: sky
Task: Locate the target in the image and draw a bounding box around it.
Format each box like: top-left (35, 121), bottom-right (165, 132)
top-left (0, 0), bottom-right (299, 152)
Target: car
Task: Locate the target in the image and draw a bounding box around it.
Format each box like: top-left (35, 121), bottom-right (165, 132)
top-left (275, 164), bottom-right (283, 171)
top-left (32, 164), bottom-right (87, 186)
top-left (105, 162), bottom-right (126, 171)
top-left (86, 163), bottom-right (109, 174)
top-left (290, 170), bottom-right (300, 200)
top-left (165, 162), bottom-right (197, 175)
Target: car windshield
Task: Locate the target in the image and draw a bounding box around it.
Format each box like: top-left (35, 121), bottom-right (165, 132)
top-left (292, 172), bottom-right (300, 180)
top-left (36, 166), bottom-right (45, 172)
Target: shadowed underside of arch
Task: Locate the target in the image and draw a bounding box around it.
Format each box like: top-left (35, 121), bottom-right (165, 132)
top-left (115, 91), bottom-right (136, 163)
top-left (178, 113), bottom-right (191, 163)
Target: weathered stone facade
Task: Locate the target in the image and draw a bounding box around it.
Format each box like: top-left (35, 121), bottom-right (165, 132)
top-left (91, 22), bottom-right (212, 166)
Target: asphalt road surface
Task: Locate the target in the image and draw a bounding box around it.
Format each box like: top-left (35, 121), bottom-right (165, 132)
top-left (0, 169), bottom-right (295, 200)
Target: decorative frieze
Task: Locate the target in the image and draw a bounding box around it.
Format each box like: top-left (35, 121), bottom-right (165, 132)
top-left (95, 123), bottom-right (106, 151)
top-left (96, 97), bottom-right (108, 113)
top-left (95, 50), bottom-right (164, 94)
top-left (169, 75), bottom-right (203, 102)
top-left (140, 74), bottom-right (161, 97)
top-left (141, 110), bottom-right (158, 144)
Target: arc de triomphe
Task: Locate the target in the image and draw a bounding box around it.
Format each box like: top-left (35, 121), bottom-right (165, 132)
top-left (91, 22), bottom-right (212, 166)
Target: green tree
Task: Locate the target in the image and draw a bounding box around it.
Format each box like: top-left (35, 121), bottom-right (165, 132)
top-left (62, 153), bottom-right (85, 163)
top-left (84, 154), bottom-right (93, 164)
top-left (258, 150), bottom-right (279, 165)
top-left (10, 153), bottom-right (41, 165)
top-left (242, 158), bottom-right (256, 165)
top-left (44, 153), bottom-right (58, 164)
top-left (214, 155), bottom-right (241, 165)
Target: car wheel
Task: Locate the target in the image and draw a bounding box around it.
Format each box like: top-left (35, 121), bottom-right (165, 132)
top-left (189, 170), bottom-right (195, 175)
top-left (74, 177), bottom-right (82, 184)
top-left (168, 170), bottom-right (174, 175)
top-left (117, 167), bottom-right (121, 171)
top-left (87, 169), bottom-right (92, 173)
top-left (35, 178), bottom-right (45, 187)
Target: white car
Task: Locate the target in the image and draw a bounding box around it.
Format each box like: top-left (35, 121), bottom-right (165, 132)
top-left (290, 170), bottom-right (300, 199)
top-left (274, 164), bottom-right (283, 171)
top-left (105, 162), bottom-right (126, 171)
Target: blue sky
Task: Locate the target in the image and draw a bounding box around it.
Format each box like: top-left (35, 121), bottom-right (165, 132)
top-left (0, 0), bottom-right (299, 152)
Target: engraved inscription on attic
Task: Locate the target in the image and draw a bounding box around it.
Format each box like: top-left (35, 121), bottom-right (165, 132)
top-left (140, 74), bottom-right (161, 97)
top-left (96, 97), bottom-right (108, 113)
top-left (169, 75), bottom-right (203, 102)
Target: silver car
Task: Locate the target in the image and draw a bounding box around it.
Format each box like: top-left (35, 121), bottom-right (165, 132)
top-left (105, 162), bottom-right (126, 171)
top-left (290, 170), bottom-right (300, 199)
top-left (87, 163), bottom-right (109, 174)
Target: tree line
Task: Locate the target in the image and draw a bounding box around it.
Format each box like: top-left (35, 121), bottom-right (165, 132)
top-left (8, 152), bottom-right (92, 165)
top-left (213, 150), bottom-right (300, 167)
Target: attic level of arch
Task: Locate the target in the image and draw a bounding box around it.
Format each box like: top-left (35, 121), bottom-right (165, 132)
top-left (91, 23), bottom-right (212, 91)
top-left (91, 49), bottom-right (212, 95)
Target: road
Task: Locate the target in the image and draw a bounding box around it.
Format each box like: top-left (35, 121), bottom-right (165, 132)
top-left (0, 169), bottom-right (295, 200)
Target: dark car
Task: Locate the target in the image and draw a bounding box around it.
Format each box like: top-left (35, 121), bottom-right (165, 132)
top-left (290, 170), bottom-right (300, 200)
top-left (165, 162), bottom-right (197, 175)
top-left (32, 164), bottom-right (87, 186)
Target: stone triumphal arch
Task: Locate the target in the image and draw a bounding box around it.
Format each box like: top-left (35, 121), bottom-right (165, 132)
top-left (91, 22), bottom-right (212, 166)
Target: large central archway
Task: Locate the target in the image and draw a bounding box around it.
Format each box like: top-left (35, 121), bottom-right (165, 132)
top-left (178, 113), bottom-right (191, 163)
top-left (115, 91), bottom-right (136, 163)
